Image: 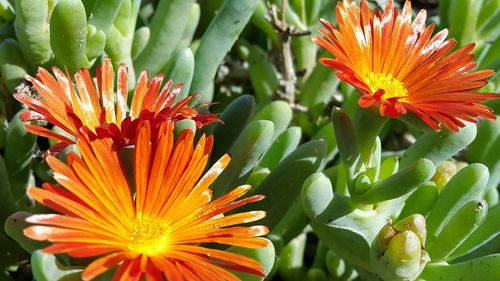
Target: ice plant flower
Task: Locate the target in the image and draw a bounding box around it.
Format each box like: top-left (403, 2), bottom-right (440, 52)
top-left (23, 119), bottom-right (269, 280)
top-left (313, 0), bottom-right (499, 131)
top-left (14, 58), bottom-right (218, 150)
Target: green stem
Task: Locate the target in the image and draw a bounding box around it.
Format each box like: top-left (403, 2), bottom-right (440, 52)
top-left (353, 106), bottom-right (387, 165)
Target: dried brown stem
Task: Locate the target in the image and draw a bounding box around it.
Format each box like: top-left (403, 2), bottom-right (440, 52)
top-left (266, 1), bottom-right (311, 107)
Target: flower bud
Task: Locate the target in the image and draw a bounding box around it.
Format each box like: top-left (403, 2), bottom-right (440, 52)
top-left (354, 174), bottom-right (371, 194)
top-left (372, 220), bottom-right (429, 280)
top-left (431, 160), bottom-right (466, 191)
top-left (394, 214), bottom-right (427, 246)
top-left (378, 231), bottom-right (429, 280)
top-left (371, 225), bottom-right (397, 259)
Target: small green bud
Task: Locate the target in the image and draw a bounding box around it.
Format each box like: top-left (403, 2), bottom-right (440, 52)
top-left (386, 231), bottom-right (421, 261)
top-left (378, 231), bottom-right (429, 281)
top-left (354, 174), bottom-right (371, 194)
top-left (432, 160), bottom-right (457, 191)
top-left (394, 214), bottom-right (427, 246)
top-left (371, 225), bottom-right (397, 259)
top-left (372, 221), bottom-right (429, 281)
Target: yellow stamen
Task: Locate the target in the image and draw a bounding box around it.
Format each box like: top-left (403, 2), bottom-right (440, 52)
top-left (128, 215), bottom-right (170, 255)
top-left (365, 72), bottom-right (409, 102)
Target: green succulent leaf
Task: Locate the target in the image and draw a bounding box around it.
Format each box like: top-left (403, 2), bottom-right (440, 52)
top-left (298, 57), bottom-right (340, 119)
top-left (50, 0), bottom-right (90, 73)
top-left (398, 181), bottom-right (438, 220)
top-left (227, 240), bottom-right (275, 281)
top-left (0, 156), bottom-right (15, 223)
top-left (163, 48), bottom-right (195, 101)
top-left (447, 0), bottom-right (479, 46)
top-left (400, 123), bottom-right (477, 168)
top-left (449, 204), bottom-right (500, 260)
top-left (4, 112), bottom-right (36, 203)
top-left (331, 107), bottom-right (361, 190)
top-left (0, 39), bottom-right (29, 93)
top-left (4, 212), bottom-right (49, 253)
top-left (419, 254), bottom-right (500, 280)
top-left (278, 233), bottom-right (308, 281)
top-left (131, 26), bottom-right (150, 60)
top-left (311, 122), bottom-right (337, 169)
top-left (211, 95), bottom-right (255, 162)
top-left (353, 107), bottom-right (387, 164)
top-left (426, 164), bottom-right (489, 244)
top-left (14, 0), bottom-right (53, 68)
top-left (378, 156), bottom-right (399, 181)
top-left (134, 0), bottom-right (195, 75)
top-left (0, 0), bottom-right (14, 21)
top-left (248, 44), bottom-right (279, 103)
top-left (173, 119), bottom-right (196, 138)
top-left (250, 100), bottom-right (293, 139)
top-left (427, 200), bottom-right (488, 261)
top-left (269, 199), bottom-right (307, 254)
top-left (212, 120), bottom-right (274, 197)
top-left (353, 158), bottom-right (435, 205)
top-left (190, 0), bottom-right (259, 103)
top-left (258, 126), bottom-right (302, 172)
top-left (239, 139), bottom-right (326, 231)
top-left (177, 3), bottom-right (201, 49)
top-left (31, 250), bottom-right (82, 281)
top-left (87, 0), bottom-right (125, 34)
top-left (85, 28), bottom-right (106, 62)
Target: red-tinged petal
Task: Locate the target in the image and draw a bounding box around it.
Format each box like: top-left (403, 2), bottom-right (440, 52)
top-left (82, 252), bottom-right (126, 281)
top-left (150, 257), bottom-right (184, 281)
top-left (358, 93), bottom-right (379, 108)
top-left (143, 261), bottom-right (163, 281)
top-left (116, 64), bottom-right (129, 126)
top-left (319, 58), bottom-right (355, 74)
top-left (43, 243), bottom-right (119, 257)
top-left (142, 74), bottom-right (164, 111)
top-left (403, 104), bottom-right (441, 130)
top-left (130, 71), bottom-right (149, 119)
top-left (24, 125), bottom-right (75, 144)
top-left (100, 58), bottom-right (116, 124)
top-left (19, 110), bottom-right (45, 121)
top-left (47, 142), bottom-right (70, 154)
top-left (152, 79), bottom-right (174, 112)
top-left (112, 258), bottom-right (143, 281)
top-left (173, 245), bottom-right (266, 277)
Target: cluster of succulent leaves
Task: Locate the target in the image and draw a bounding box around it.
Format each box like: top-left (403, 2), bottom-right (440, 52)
top-left (0, 0), bottom-right (498, 280)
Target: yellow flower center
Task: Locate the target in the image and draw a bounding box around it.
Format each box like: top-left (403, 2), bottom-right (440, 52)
top-left (128, 215), bottom-right (170, 255)
top-left (364, 72), bottom-right (409, 102)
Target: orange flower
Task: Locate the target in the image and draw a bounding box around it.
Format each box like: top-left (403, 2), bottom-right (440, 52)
top-left (24, 119), bottom-right (269, 280)
top-left (14, 58), bottom-right (218, 151)
top-left (314, 0), bottom-right (499, 131)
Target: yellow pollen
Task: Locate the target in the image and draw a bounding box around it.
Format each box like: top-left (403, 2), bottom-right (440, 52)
top-left (364, 72), bottom-right (409, 102)
top-left (128, 215), bottom-right (170, 255)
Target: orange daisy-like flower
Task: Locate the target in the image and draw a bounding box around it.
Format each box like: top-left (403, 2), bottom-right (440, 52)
top-left (313, 0), bottom-right (499, 131)
top-left (14, 58), bottom-right (218, 150)
top-left (24, 119), bottom-right (269, 280)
